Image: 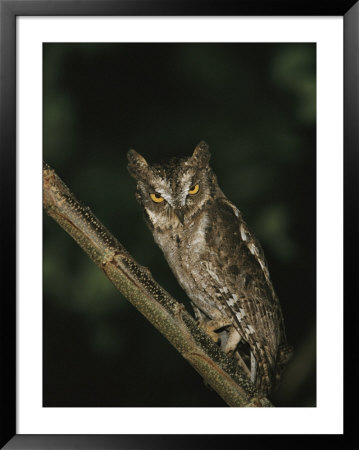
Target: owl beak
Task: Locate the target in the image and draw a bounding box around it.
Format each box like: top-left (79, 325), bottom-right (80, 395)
top-left (175, 209), bottom-right (185, 225)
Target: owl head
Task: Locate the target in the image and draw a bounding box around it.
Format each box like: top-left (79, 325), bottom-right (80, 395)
top-left (127, 141), bottom-right (218, 227)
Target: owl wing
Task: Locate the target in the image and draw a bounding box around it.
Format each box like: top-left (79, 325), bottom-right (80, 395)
top-left (208, 198), bottom-right (284, 393)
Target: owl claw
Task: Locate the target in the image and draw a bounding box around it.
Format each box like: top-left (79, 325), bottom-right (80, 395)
top-left (197, 318), bottom-right (232, 344)
top-left (222, 326), bottom-right (241, 354)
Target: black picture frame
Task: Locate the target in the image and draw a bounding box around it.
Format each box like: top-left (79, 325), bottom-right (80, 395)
top-left (1, 0), bottom-right (356, 448)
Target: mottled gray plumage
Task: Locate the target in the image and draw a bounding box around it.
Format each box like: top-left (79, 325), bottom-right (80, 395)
top-left (127, 141), bottom-right (292, 395)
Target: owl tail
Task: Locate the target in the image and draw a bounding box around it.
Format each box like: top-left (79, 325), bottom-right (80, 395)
top-left (252, 346), bottom-right (276, 396)
top-left (255, 342), bottom-right (293, 395)
top-left (255, 364), bottom-right (274, 396)
top-left (274, 342), bottom-right (294, 388)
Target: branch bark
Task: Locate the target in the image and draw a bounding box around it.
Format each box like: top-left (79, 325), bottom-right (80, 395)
top-left (43, 162), bottom-right (273, 407)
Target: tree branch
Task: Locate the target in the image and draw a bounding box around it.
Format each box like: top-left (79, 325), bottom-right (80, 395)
top-left (43, 162), bottom-right (273, 407)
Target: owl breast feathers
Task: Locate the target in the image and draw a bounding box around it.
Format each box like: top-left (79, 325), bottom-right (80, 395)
top-left (127, 141), bottom-right (292, 395)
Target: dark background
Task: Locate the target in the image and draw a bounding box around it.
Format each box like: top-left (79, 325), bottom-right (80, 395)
top-left (43, 43), bottom-right (316, 407)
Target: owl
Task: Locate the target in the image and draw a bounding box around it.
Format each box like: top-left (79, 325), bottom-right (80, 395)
top-left (127, 141), bottom-right (292, 395)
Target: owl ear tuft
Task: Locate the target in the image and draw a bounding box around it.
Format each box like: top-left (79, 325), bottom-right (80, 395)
top-left (190, 141), bottom-right (211, 168)
top-left (127, 149), bottom-right (149, 180)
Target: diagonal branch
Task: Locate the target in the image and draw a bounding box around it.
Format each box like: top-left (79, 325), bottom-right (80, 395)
top-left (43, 162), bottom-right (273, 407)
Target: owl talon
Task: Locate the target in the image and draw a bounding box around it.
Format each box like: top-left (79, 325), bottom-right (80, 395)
top-left (197, 320), bottom-right (220, 343)
top-left (197, 318), bottom-right (232, 344)
top-left (222, 326), bottom-right (241, 353)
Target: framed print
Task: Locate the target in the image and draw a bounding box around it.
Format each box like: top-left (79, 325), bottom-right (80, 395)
top-left (1, 0), bottom-right (356, 448)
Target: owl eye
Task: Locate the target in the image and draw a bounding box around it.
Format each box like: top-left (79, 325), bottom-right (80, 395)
top-left (188, 184), bottom-right (200, 195)
top-left (150, 193), bottom-right (164, 203)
